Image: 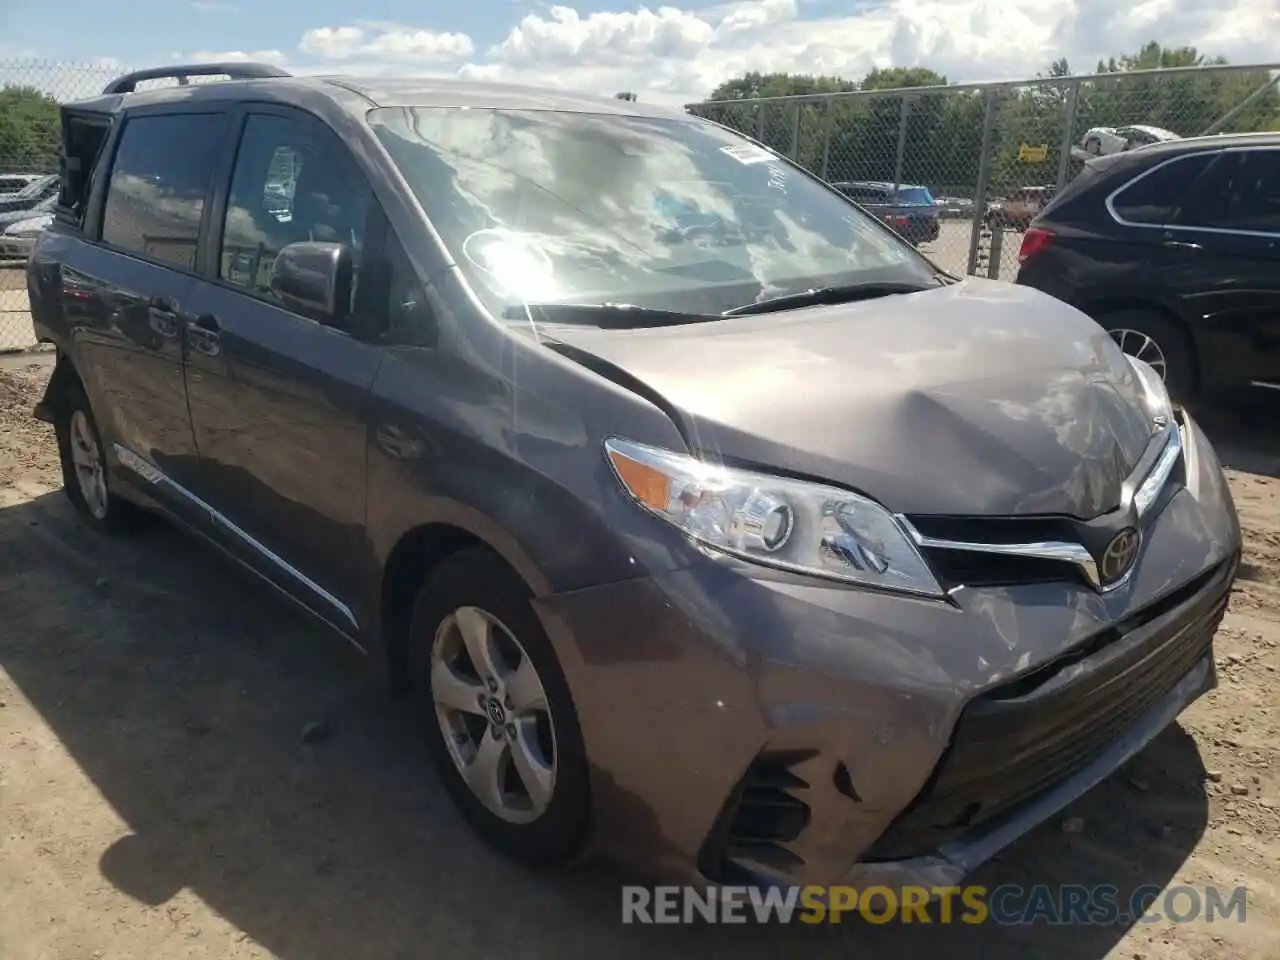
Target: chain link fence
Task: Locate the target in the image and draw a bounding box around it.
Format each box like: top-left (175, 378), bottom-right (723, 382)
top-left (690, 62), bottom-right (1280, 283)
top-left (1, 61), bottom-right (133, 349)
top-left (1, 59), bottom-right (1278, 351)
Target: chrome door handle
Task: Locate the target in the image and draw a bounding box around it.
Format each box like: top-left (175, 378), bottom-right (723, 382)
top-left (186, 314), bottom-right (222, 357)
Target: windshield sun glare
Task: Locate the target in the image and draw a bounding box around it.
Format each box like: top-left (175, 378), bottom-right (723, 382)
top-left (368, 106), bottom-right (939, 320)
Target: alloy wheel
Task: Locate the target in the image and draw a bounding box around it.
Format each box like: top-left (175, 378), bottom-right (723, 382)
top-left (430, 605), bottom-right (557, 824)
top-left (1110, 328), bottom-right (1168, 381)
top-left (68, 409), bottom-right (109, 520)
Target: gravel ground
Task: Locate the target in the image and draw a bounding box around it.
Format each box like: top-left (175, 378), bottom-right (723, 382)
top-left (0, 356), bottom-right (1277, 960)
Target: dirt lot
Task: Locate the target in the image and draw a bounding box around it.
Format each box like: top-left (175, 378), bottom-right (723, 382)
top-left (1, 354), bottom-right (1278, 960)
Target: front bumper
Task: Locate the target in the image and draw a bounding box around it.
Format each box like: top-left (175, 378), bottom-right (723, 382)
top-left (535, 412), bottom-right (1240, 889)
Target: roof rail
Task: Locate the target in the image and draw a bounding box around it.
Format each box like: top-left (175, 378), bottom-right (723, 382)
top-left (102, 62), bottom-right (290, 95)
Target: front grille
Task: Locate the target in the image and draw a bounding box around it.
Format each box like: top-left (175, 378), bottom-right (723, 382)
top-left (698, 750), bottom-right (813, 884)
top-left (863, 555), bottom-right (1235, 862)
top-left (908, 514), bottom-right (1089, 589)
top-left (922, 547), bottom-right (1078, 588)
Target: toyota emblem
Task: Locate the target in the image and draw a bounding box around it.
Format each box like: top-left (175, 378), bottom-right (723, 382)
top-left (1100, 528), bottom-right (1140, 584)
top-left (485, 698), bottom-right (507, 726)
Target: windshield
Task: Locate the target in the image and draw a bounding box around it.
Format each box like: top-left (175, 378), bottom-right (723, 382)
top-left (369, 108), bottom-right (937, 318)
top-left (896, 187), bottom-right (934, 205)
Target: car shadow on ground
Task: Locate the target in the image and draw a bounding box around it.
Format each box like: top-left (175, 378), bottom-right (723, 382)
top-left (1193, 389), bottom-right (1280, 480)
top-left (0, 486), bottom-right (1217, 959)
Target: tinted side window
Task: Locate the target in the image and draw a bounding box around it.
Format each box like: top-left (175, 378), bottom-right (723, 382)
top-left (101, 113), bottom-right (226, 270)
top-left (220, 113), bottom-right (372, 314)
top-left (1178, 149), bottom-right (1280, 233)
top-left (1110, 153), bottom-right (1214, 225)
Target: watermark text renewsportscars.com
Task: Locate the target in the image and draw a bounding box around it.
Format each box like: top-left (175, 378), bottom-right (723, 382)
top-left (622, 884), bottom-right (1248, 925)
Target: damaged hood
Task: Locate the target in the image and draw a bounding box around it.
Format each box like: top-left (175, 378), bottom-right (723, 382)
top-left (543, 278), bottom-right (1158, 518)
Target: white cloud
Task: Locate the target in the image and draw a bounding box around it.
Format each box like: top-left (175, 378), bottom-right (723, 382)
top-left (493, 5), bottom-right (715, 66)
top-left (191, 1), bottom-right (237, 12)
top-left (714, 0), bottom-right (799, 35)
top-left (299, 24), bottom-right (474, 61)
top-left (23, 0), bottom-right (1276, 109)
top-left (451, 0), bottom-right (1280, 105)
top-left (184, 49), bottom-right (287, 64)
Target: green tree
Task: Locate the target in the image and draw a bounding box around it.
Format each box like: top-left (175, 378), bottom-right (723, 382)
top-left (0, 85), bottom-right (61, 174)
top-left (700, 72), bottom-right (860, 173)
top-left (830, 68), bottom-right (953, 186)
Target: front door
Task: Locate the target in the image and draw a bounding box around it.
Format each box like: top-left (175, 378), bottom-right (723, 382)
top-left (183, 107), bottom-right (383, 633)
top-left (1163, 146), bottom-right (1280, 388)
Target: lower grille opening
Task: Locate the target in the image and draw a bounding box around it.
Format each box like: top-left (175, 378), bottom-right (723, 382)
top-left (862, 555), bottom-right (1235, 862)
top-left (698, 750), bottom-right (813, 884)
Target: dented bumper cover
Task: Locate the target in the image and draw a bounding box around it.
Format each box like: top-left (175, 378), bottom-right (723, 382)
top-left (534, 412), bottom-right (1240, 889)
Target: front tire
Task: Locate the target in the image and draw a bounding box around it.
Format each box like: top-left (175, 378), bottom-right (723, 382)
top-left (409, 547), bottom-right (590, 865)
top-left (54, 382), bottom-right (145, 534)
top-left (1099, 309), bottom-right (1197, 402)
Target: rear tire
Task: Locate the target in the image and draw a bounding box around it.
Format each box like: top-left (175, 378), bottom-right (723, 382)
top-left (1097, 309), bottom-right (1197, 402)
top-left (54, 381), bottom-right (147, 534)
top-left (409, 547), bottom-right (590, 865)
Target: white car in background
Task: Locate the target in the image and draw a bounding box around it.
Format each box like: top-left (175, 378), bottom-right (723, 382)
top-left (1081, 124), bottom-right (1182, 156)
top-left (0, 202), bottom-right (53, 263)
top-left (0, 172), bottom-right (47, 199)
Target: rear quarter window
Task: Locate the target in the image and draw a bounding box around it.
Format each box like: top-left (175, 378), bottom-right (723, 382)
top-left (1108, 152), bottom-right (1216, 225)
top-left (1037, 154), bottom-right (1124, 220)
top-left (58, 114), bottom-right (114, 223)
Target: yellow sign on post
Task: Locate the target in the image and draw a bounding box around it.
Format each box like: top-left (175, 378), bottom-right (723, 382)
top-left (1018, 143), bottom-right (1049, 163)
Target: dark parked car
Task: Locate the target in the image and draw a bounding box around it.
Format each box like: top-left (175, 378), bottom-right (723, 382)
top-left (934, 195), bottom-right (975, 219)
top-left (1016, 132), bottom-right (1280, 401)
top-left (830, 180), bottom-right (941, 244)
top-left (29, 63), bottom-right (1240, 895)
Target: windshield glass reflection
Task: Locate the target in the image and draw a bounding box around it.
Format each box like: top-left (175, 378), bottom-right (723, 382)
top-left (369, 107), bottom-right (938, 318)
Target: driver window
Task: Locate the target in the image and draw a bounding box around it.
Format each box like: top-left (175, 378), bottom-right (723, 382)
top-left (220, 113), bottom-right (372, 314)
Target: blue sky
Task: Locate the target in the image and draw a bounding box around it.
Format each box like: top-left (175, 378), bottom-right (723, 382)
top-left (1, 0), bottom-right (1274, 105)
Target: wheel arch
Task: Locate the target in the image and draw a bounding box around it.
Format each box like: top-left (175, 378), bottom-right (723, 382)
top-left (32, 350), bottom-right (84, 425)
top-left (1079, 295), bottom-right (1202, 389)
top-left (376, 511), bottom-right (554, 693)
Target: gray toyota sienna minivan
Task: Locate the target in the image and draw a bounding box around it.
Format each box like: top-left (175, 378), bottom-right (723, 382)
top-left (28, 63), bottom-right (1241, 895)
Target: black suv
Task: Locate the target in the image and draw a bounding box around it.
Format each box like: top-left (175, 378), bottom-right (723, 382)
top-left (1016, 132), bottom-right (1280, 400)
top-left (25, 63), bottom-right (1241, 895)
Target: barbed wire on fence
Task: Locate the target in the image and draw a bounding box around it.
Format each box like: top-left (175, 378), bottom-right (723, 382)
top-left (1, 59), bottom-right (1278, 349)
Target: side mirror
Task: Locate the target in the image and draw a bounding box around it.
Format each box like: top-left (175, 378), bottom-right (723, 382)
top-left (269, 241), bottom-right (352, 326)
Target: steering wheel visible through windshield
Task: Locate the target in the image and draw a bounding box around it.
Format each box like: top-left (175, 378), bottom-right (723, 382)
top-left (368, 106), bottom-right (940, 319)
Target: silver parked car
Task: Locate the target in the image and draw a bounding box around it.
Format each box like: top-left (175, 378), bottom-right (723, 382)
top-left (0, 194), bottom-right (56, 262)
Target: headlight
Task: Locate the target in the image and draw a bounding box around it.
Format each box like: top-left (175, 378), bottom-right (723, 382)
top-left (1126, 354), bottom-right (1175, 426)
top-left (1125, 354), bottom-right (1181, 517)
top-left (604, 438), bottom-right (944, 598)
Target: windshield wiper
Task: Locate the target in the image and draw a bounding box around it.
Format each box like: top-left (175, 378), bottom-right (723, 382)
top-left (503, 301), bottom-right (721, 329)
top-left (722, 280), bottom-right (940, 317)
